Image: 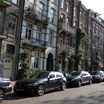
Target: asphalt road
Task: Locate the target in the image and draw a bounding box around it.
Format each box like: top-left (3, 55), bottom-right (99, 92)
top-left (2, 82), bottom-right (104, 104)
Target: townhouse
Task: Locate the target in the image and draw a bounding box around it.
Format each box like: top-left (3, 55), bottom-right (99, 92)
top-left (0, 0), bottom-right (24, 80)
top-left (19, 0), bottom-right (59, 73)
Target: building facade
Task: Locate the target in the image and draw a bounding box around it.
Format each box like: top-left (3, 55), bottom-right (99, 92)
top-left (19, 0), bottom-right (59, 74)
top-left (0, 0), bottom-right (24, 80)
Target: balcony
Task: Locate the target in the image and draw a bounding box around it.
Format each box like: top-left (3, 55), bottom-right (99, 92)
top-left (58, 45), bottom-right (75, 54)
top-left (24, 7), bottom-right (48, 26)
top-left (22, 36), bottom-right (47, 49)
top-left (59, 23), bottom-right (76, 34)
top-left (0, 0), bottom-right (11, 7)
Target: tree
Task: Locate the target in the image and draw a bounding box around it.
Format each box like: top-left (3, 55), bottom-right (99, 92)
top-left (17, 52), bottom-right (29, 80)
top-left (75, 28), bottom-right (87, 71)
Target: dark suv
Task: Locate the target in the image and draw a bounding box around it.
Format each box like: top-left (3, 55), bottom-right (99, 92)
top-left (14, 71), bottom-right (66, 96)
top-left (0, 78), bottom-right (12, 103)
top-left (66, 71), bottom-right (92, 87)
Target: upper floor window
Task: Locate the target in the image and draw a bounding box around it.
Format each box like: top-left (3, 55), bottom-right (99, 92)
top-left (50, 9), bottom-right (55, 23)
top-left (36, 27), bottom-right (42, 41)
top-left (66, 2), bottom-right (70, 13)
top-left (26, 22), bottom-right (33, 40)
top-left (66, 17), bottom-right (70, 26)
top-left (51, 0), bottom-right (55, 3)
top-left (12, 0), bottom-right (18, 4)
top-left (8, 15), bottom-right (17, 36)
top-left (29, 0), bottom-right (34, 4)
top-left (74, 6), bottom-right (77, 16)
top-left (65, 36), bottom-right (69, 46)
top-left (73, 21), bottom-right (77, 28)
top-left (61, 0), bottom-right (65, 9)
top-left (60, 13), bottom-right (65, 23)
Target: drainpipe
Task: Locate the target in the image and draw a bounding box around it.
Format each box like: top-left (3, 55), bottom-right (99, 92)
top-left (14, 0), bottom-right (25, 80)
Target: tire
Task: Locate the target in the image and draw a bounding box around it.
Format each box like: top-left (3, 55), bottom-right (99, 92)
top-left (77, 81), bottom-right (81, 87)
top-left (37, 85), bottom-right (45, 96)
top-left (61, 82), bottom-right (66, 90)
top-left (89, 79), bottom-right (92, 85)
top-left (0, 89), bottom-right (4, 103)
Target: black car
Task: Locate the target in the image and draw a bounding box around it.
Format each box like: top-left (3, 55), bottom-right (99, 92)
top-left (0, 78), bottom-right (12, 103)
top-left (90, 71), bottom-right (104, 83)
top-left (14, 71), bottom-right (66, 96)
top-left (66, 71), bottom-right (92, 87)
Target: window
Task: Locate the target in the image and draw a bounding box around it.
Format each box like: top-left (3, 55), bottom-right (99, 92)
top-left (38, 2), bottom-right (44, 19)
top-left (12, 0), bottom-right (18, 4)
top-left (66, 17), bottom-right (70, 26)
top-left (26, 22), bottom-right (32, 40)
top-left (73, 21), bottom-right (77, 28)
top-left (65, 36), bottom-right (69, 46)
top-left (61, 0), bottom-right (65, 9)
top-left (49, 74), bottom-right (55, 78)
top-left (36, 27), bottom-right (42, 42)
top-left (56, 74), bottom-right (62, 78)
top-left (8, 15), bottom-right (17, 36)
top-left (74, 6), bottom-right (77, 16)
top-left (49, 30), bottom-right (53, 45)
top-left (50, 9), bottom-right (55, 23)
top-left (61, 13), bottom-right (65, 23)
top-left (34, 51), bottom-right (40, 69)
top-left (29, 0), bottom-right (34, 4)
top-left (66, 2), bottom-right (70, 13)
top-left (6, 44), bottom-right (15, 54)
top-left (51, 0), bottom-right (55, 3)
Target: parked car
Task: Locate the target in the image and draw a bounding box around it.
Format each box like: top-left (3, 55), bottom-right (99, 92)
top-left (66, 71), bottom-right (92, 87)
top-left (90, 71), bottom-right (104, 83)
top-left (0, 78), bottom-right (12, 103)
top-left (14, 71), bottom-right (66, 96)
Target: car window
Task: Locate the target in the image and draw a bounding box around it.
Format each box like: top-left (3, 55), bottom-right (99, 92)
top-left (30, 72), bottom-right (49, 79)
top-left (49, 74), bottom-right (55, 78)
top-left (56, 74), bottom-right (62, 78)
top-left (71, 72), bottom-right (80, 76)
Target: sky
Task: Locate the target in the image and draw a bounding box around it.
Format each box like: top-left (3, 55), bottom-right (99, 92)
top-left (81, 0), bottom-right (104, 19)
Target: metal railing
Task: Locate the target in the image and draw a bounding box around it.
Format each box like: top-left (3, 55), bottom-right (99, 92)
top-left (22, 36), bottom-right (47, 48)
top-left (24, 7), bottom-right (48, 22)
top-left (59, 23), bottom-right (75, 34)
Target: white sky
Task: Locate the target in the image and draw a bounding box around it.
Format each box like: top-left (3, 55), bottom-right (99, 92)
top-left (80, 0), bottom-right (104, 19)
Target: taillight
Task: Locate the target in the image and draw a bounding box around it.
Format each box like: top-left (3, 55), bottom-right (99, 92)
top-left (9, 80), bottom-right (11, 85)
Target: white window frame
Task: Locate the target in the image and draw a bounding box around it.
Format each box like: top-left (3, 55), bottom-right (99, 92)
top-left (8, 15), bottom-right (17, 36)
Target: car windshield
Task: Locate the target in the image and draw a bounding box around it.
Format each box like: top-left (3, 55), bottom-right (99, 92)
top-left (70, 72), bottom-right (80, 76)
top-left (91, 71), bottom-right (100, 75)
top-left (29, 72), bottom-right (49, 79)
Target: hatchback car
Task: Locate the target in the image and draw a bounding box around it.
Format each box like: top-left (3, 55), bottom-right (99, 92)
top-left (0, 78), bottom-right (12, 103)
top-left (14, 71), bottom-right (66, 96)
top-left (66, 71), bottom-right (92, 87)
top-left (90, 71), bottom-right (104, 83)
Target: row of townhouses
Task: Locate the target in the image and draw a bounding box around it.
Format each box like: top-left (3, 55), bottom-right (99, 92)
top-left (0, 0), bottom-right (104, 80)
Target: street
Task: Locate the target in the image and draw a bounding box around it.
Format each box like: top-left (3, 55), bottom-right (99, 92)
top-left (2, 82), bottom-right (104, 104)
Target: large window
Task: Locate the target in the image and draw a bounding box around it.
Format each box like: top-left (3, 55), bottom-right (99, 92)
top-left (66, 2), bottom-right (70, 13)
top-left (61, 13), bottom-right (65, 23)
top-left (36, 26), bottom-right (42, 42)
top-left (65, 36), bottom-right (69, 46)
top-left (66, 17), bottom-right (70, 26)
top-left (49, 30), bottom-right (53, 45)
top-left (8, 15), bottom-right (17, 36)
top-left (61, 0), bottom-right (65, 9)
top-left (74, 6), bottom-right (77, 16)
top-left (38, 2), bottom-right (44, 19)
top-left (50, 9), bottom-right (55, 23)
top-left (34, 51), bottom-right (40, 69)
top-left (26, 22), bottom-right (33, 40)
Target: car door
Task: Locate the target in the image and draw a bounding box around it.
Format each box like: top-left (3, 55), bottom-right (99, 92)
top-left (48, 73), bottom-right (57, 90)
top-left (81, 73), bottom-right (87, 83)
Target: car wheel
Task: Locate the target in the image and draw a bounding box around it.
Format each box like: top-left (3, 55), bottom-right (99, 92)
top-left (61, 82), bottom-right (66, 90)
top-left (37, 85), bottom-right (45, 96)
top-left (0, 89), bottom-right (4, 103)
top-left (89, 79), bottom-right (92, 85)
top-left (77, 81), bottom-right (81, 87)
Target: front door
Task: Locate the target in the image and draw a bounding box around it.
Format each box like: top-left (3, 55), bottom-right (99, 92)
top-left (47, 53), bottom-right (53, 71)
top-left (3, 58), bottom-right (12, 79)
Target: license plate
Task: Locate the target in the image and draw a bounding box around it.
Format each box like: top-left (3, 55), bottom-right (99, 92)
top-left (16, 89), bottom-right (24, 91)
